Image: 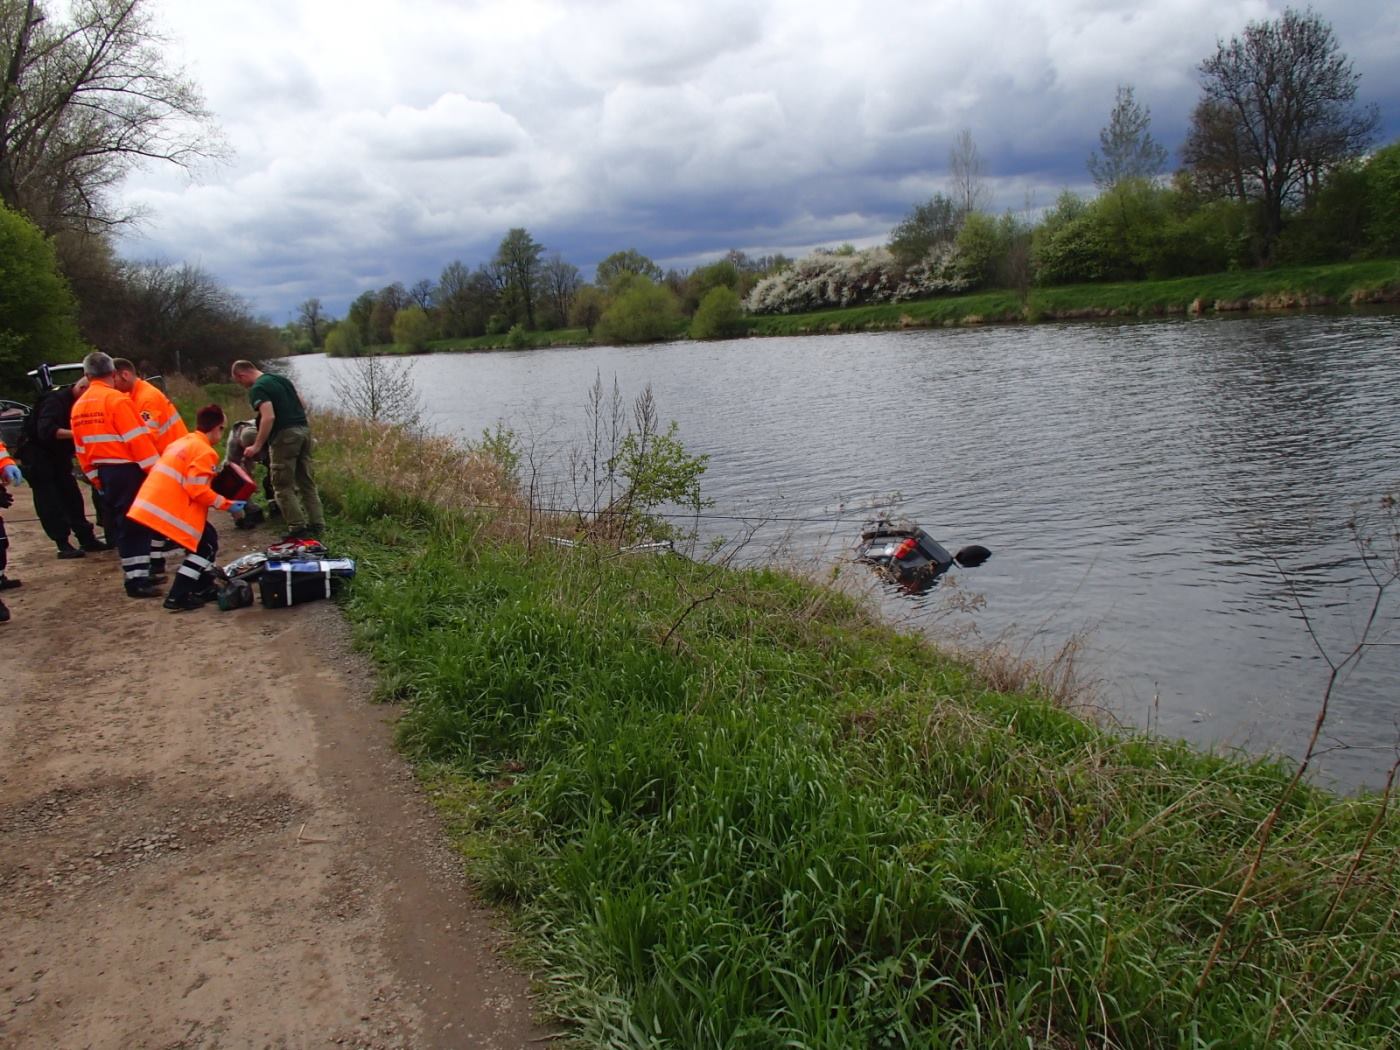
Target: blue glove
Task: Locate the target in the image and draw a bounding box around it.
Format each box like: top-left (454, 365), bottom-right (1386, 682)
top-left (229, 500), bottom-right (248, 515)
top-left (2, 465), bottom-right (22, 486)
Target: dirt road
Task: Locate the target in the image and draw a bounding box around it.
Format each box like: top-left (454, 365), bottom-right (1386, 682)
top-left (0, 496), bottom-right (546, 1049)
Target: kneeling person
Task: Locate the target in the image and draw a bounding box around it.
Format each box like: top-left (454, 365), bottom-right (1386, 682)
top-left (128, 405), bottom-right (246, 611)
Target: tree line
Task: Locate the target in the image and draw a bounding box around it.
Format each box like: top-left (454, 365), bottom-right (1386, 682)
top-left (304, 234), bottom-right (791, 356)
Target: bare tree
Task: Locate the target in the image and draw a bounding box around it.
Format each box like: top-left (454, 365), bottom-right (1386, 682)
top-left (1088, 85), bottom-right (1167, 190)
top-left (330, 354), bottom-right (425, 429)
top-left (408, 278), bottom-right (434, 311)
top-left (1182, 8), bottom-right (1377, 258)
top-left (0, 0), bottom-right (224, 234)
top-left (295, 297), bottom-right (325, 347)
top-left (541, 253), bottom-right (581, 328)
top-left (948, 128), bottom-right (987, 217)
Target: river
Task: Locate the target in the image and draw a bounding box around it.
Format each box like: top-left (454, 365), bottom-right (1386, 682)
top-left (287, 312), bottom-right (1400, 790)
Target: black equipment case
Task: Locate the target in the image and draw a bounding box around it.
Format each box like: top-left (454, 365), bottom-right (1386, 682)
top-left (256, 557), bottom-right (356, 608)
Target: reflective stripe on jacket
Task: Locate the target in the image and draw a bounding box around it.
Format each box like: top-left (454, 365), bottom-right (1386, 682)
top-left (72, 379), bottom-right (160, 484)
top-left (0, 437), bottom-right (15, 473)
top-left (131, 378), bottom-right (188, 453)
top-left (127, 431), bottom-right (232, 551)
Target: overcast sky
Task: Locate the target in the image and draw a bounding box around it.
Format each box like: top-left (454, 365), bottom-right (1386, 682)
top-left (116, 0), bottom-right (1400, 323)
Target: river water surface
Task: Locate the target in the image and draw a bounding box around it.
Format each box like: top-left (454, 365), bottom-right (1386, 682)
top-left (288, 312), bottom-right (1400, 790)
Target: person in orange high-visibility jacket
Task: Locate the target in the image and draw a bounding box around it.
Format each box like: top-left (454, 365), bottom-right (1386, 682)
top-left (112, 358), bottom-right (187, 453)
top-left (113, 358), bottom-right (188, 575)
top-left (0, 436), bottom-right (24, 620)
top-left (71, 352), bottom-right (162, 597)
top-left (128, 403), bottom-right (246, 611)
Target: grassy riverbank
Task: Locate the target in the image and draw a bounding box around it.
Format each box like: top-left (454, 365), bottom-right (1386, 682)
top-left (743, 259), bottom-right (1400, 336)
top-left (291, 409), bottom-right (1400, 1048)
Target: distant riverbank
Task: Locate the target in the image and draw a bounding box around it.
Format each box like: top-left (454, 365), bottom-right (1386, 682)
top-left (332, 258), bottom-right (1400, 356)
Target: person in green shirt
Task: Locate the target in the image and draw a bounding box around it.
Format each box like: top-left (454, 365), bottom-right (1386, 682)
top-left (230, 360), bottom-right (324, 540)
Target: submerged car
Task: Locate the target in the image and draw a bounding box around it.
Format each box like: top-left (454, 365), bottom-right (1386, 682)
top-left (855, 519), bottom-right (991, 593)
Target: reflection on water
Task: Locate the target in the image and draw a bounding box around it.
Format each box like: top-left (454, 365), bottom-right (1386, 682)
top-left (290, 312), bottom-right (1400, 790)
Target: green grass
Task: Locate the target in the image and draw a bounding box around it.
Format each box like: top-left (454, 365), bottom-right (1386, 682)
top-left (312, 460), bottom-right (1400, 1049)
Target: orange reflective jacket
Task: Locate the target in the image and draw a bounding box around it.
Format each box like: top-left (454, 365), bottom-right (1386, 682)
top-left (0, 438), bottom-right (15, 473)
top-left (72, 379), bottom-right (159, 484)
top-left (127, 431), bottom-right (232, 551)
top-left (131, 378), bottom-right (188, 453)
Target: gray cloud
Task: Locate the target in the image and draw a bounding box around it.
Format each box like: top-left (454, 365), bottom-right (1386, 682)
top-left (119, 0), bottom-right (1400, 321)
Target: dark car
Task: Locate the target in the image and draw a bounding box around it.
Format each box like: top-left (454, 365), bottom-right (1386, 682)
top-left (855, 519), bottom-right (991, 594)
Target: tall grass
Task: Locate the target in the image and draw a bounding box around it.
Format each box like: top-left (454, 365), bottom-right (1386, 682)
top-left (306, 414), bottom-right (1400, 1049)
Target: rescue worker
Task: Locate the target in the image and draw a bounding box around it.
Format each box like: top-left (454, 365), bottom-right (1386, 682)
top-left (128, 404), bottom-right (246, 611)
top-left (113, 358), bottom-right (187, 576)
top-left (112, 358), bottom-right (187, 452)
top-left (71, 351), bottom-right (162, 598)
top-left (0, 436), bottom-right (22, 622)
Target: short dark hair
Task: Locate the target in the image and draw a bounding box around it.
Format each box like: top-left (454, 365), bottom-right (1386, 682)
top-left (112, 357), bottom-right (137, 374)
top-left (231, 359), bottom-right (257, 375)
top-left (195, 404), bottom-right (225, 433)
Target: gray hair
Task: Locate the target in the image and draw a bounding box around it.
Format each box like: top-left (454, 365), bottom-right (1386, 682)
top-left (83, 351), bottom-right (115, 378)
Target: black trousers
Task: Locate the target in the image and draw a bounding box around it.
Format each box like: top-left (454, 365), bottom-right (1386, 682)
top-left (167, 522), bottom-right (219, 601)
top-left (0, 513), bottom-right (8, 577)
top-left (97, 463), bottom-right (153, 585)
top-left (29, 460), bottom-right (98, 549)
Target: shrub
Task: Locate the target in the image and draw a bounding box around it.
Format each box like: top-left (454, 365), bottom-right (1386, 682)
top-left (324, 321), bottom-right (363, 358)
top-left (0, 203), bottom-right (84, 399)
top-left (595, 278), bottom-right (681, 344)
top-left (689, 287), bottom-right (745, 340)
top-left (505, 323), bottom-right (530, 349)
top-left (391, 305), bottom-right (433, 353)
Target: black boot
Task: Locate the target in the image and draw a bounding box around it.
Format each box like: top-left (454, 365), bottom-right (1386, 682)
top-left (0, 597), bottom-right (9, 623)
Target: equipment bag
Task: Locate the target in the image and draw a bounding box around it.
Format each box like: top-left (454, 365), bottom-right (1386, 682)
top-left (212, 461), bottom-right (257, 501)
top-left (257, 557), bottom-right (356, 609)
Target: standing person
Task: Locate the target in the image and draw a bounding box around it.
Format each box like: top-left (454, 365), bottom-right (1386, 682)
top-left (113, 358), bottom-right (188, 575)
top-left (71, 351), bottom-right (162, 598)
top-left (112, 358), bottom-right (188, 453)
top-left (230, 360), bottom-right (324, 540)
top-left (21, 374), bottom-right (105, 558)
top-left (0, 436), bottom-right (23, 622)
top-left (128, 404), bottom-right (246, 611)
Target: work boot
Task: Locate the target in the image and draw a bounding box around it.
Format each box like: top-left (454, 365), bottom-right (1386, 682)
top-left (82, 538), bottom-right (113, 552)
top-left (125, 581), bottom-right (160, 598)
top-left (0, 597), bottom-right (9, 622)
top-left (57, 545), bottom-right (86, 560)
top-left (163, 593), bottom-right (206, 612)
top-left (0, 575), bottom-right (21, 591)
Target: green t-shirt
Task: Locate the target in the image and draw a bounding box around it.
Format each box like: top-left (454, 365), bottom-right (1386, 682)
top-left (249, 372), bottom-right (308, 434)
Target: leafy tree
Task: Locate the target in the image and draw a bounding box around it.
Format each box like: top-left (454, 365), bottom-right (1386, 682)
top-left (568, 284), bottom-right (606, 333)
top-left (1089, 85), bottom-right (1167, 190)
top-left (347, 291), bottom-right (376, 343)
top-left (595, 248), bottom-right (663, 290)
top-left (295, 297), bottom-right (326, 347)
top-left (689, 286), bottom-right (744, 340)
top-left (889, 193), bottom-right (960, 266)
top-left (436, 261), bottom-right (498, 338)
top-left (1182, 8), bottom-right (1378, 259)
top-left (0, 0), bottom-right (223, 235)
top-left (323, 320), bottom-right (362, 358)
top-left (1363, 140), bottom-right (1400, 255)
top-left (369, 282), bottom-right (407, 344)
top-left (494, 227), bottom-right (544, 328)
top-left (953, 211), bottom-right (1009, 288)
top-left (391, 304), bottom-right (433, 352)
top-left (0, 201), bottom-right (82, 397)
top-left (949, 128), bottom-right (987, 217)
top-left (594, 277), bottom-right (680, 345)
